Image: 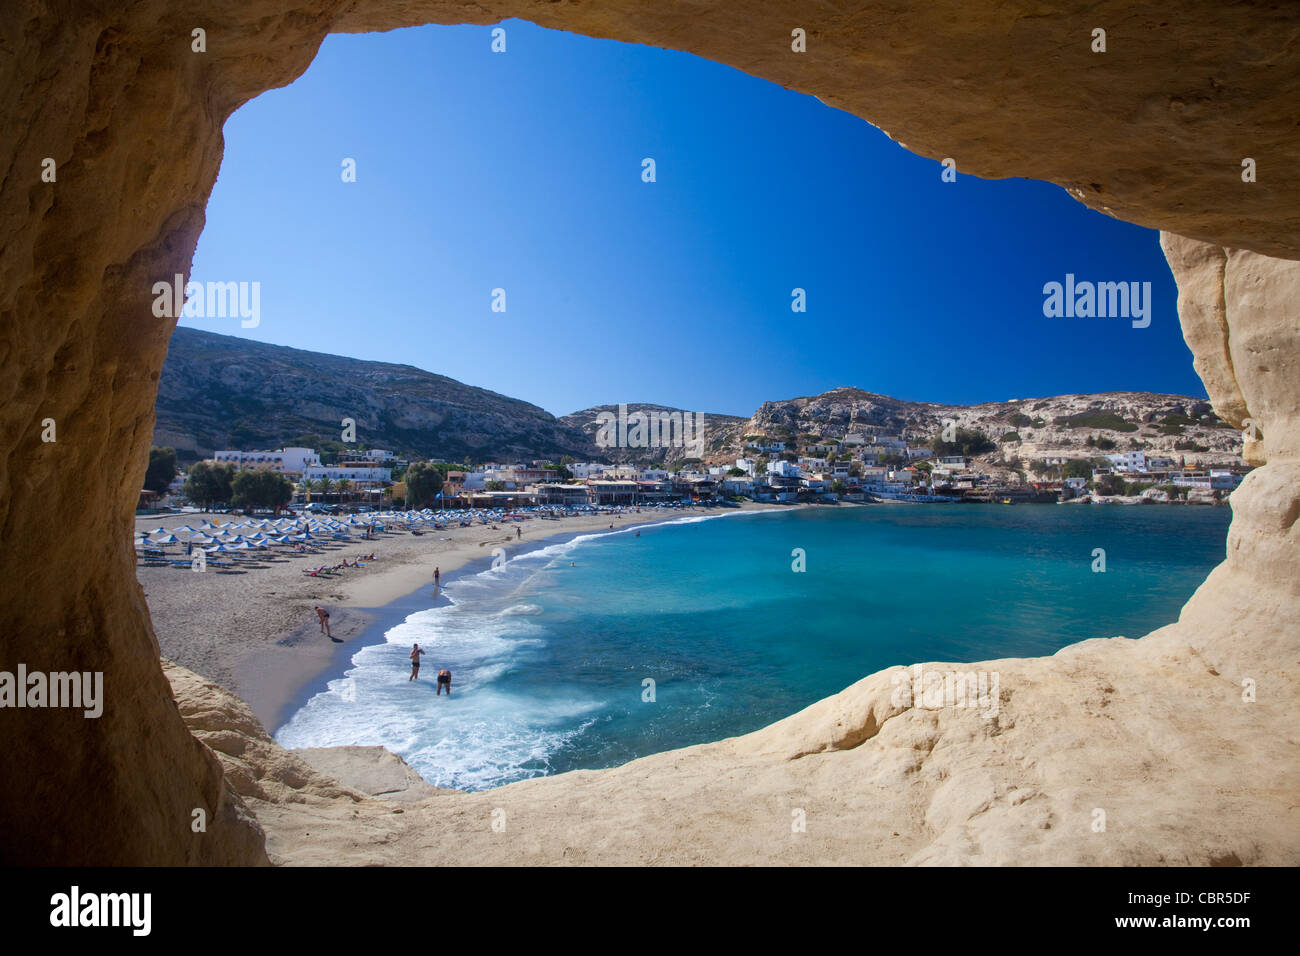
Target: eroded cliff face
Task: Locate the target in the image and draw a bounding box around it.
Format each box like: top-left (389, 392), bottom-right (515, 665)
top-left (1, 1), bottom-right (1296, 864)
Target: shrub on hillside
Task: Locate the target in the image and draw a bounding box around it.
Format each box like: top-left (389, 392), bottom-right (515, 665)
top-left (1053, 411), bottom-right (1138, 432)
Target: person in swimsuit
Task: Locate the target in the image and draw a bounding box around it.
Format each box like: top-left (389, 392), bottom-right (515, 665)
top-left (433, 566), bottom-right (440, 592)
top-left (436, 669), bottom-right (452, 696)
top-left (516, 527), bottom-right (521, 540)
top-left (314, 605), bottom-right (331, 638)
top-left (409, 643), bottom-right (424, 681)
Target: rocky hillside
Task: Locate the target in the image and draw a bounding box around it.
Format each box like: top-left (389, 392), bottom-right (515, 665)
top-left (736, 386), bottom-right (1245, 468)
top-left (558, 403), bottom-right (748, 466)
top-left (154, 333), bottom-right (1242, 471)
top-left (154, 328), bottom-right (599, 463)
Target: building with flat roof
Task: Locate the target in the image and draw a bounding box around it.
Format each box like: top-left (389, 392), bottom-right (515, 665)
top-left (533, 483), bottom-right (592, 507)
top-left (212, 446), bottom-right (321, 475)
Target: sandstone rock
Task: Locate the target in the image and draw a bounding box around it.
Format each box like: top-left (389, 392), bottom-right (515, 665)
top-left (1, 0), bottom-right (1297, 865)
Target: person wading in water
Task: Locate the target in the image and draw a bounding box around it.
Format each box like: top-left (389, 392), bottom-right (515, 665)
top-left (437, 668), bottom-right (452, 696)
top-left (409, 643), bottom-right (425, 681)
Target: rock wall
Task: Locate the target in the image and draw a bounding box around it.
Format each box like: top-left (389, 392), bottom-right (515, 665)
top-left (1, 1), bottom-right (1296, 864)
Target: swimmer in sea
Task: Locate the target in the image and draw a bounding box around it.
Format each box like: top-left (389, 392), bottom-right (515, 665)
top-left (409, 643), bottom-right (424, 681)
top-left (436, 668), bottom-right (452, 696)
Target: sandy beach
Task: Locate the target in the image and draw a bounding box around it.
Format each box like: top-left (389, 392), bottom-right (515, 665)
top-left (136, 502), bottom-right (787, 732)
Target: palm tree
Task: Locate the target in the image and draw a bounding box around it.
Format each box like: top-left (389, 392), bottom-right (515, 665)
top-left (315, 477), bottom-right (333, 503)
top-left (297, 478), bottom-right (313, 503)
top-left (336, 477), bottom-right (352, 506)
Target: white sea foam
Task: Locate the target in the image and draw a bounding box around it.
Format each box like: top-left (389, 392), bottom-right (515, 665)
top-left (275, 546), bottom-right (608, 790)
top-left (274, 508), bottom-right (762, 790)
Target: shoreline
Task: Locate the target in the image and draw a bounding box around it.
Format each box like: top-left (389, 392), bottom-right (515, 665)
top-left (137, 502), bottom-right (793, 732)
top-left (259, 502), bottom-right (804, 734)
top-left (143, 494), bottom-right (1223, 740)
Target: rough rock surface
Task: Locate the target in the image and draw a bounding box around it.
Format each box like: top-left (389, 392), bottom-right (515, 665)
top-left (1, 2), bottom-right (1297, 864)
top-left (294, 747), bottom-right (454, 804)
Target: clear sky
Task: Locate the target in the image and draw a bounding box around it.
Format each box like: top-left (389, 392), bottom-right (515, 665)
top-left (187, 19), bottom-right (1203, 419)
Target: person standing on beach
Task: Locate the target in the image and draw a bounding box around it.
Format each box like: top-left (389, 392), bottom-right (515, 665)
top-left (436, 668), bottom-right (452, 696)
top-left (516, 526), bottom-right (521, 540)
top-left (314, 605), bottom-right (332, 638)
top-left (409, 643), bottom-right (425, 681)
top-left (433, 566), bottom-right (440, 593)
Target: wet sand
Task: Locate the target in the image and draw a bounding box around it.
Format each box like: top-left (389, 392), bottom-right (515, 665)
top-left (137, 503), bottom-right (787, 730)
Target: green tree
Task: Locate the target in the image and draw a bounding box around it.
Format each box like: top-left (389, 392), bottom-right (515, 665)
top-left (183, 461), bottom-right (236, 510)
top-left (144, 446), bottom-right (178, 494)
top-left (932, 428), bottom-right (995, 458)
top-left (1094, 473), bottom-right (1126, 496)
top-left (231, 468), bottom-right (294, 514)
top-left (405, 461), bottom-right (446, 508)
top-left (1063, 459), bottom-right (1094, 479)
top-left (335, 477), bottom-right (352, 504)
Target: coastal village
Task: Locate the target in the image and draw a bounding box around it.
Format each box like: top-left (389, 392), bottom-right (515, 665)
top-left (142, 420), bottom-right (1249, 514)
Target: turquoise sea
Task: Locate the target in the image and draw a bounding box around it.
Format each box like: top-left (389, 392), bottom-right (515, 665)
top-left (274, 504), bottom-right (1231, 791)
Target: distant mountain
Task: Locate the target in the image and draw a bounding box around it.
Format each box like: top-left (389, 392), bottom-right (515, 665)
top-left (738, 385), bottom-right (1244, 467)
top-left (557, 403), bottom-right (748, 465)
top-left (153, 328), bottom-right (597, 463)
top-left (152, 331), bottom-right (1242, 471)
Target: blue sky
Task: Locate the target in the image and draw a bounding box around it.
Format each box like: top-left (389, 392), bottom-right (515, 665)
top-left (187, 19), bottom-right (1202, 418)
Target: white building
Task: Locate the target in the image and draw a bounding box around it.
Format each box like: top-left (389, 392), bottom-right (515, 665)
top-left (350, 448), bottom-right (396, 462)
top-left (1173, 470), bottom-right (1242, 491)
top-left (735, 458), bottom-right (755, 476)
top-left (721, 477), bottom-right (755, 496)
top-left (1106, 451), bottom-right (1148, 473)
top-left (767, 460), bottom-right (801, 478)
top-left (602, 465), bottom-right (640, 481)
top-left (302, 465), bottom-right (391, 489)
top-left (213, 446), bottom-right (321, 475)
top-left (568, 462), bottom-right (606, 480)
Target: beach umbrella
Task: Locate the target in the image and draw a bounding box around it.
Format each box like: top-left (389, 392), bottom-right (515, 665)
top-left (146, 533), bottom-right (178, 544)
